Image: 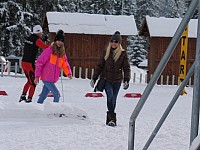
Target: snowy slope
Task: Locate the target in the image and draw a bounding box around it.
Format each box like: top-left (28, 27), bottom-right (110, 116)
top-left (0, 74), bottom-right (193, 150)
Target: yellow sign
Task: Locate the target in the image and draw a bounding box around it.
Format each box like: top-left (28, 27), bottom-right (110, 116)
top-left (179, 25), bottom-right (188, 95)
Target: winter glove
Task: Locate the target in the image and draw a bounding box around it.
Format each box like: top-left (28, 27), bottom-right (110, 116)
top-left (123, 81), bottom-right (129, 90)
top-left (34, 77), bottom-right (39, 85)
top-left (90, 79), bottom-right (96, 88)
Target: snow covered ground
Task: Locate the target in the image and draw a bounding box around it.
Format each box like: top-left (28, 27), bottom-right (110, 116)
top-left (0, 68), bottom-right (194, 150)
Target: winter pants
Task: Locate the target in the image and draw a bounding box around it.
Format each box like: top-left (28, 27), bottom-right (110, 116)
top-left (37, 81), bottom-right (60, 104)
top-left (105, 82), bottom-right (121, 113)
top-left (21, 61), bottom-right (36, 98)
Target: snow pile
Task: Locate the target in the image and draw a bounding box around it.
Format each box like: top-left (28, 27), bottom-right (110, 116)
top-left (0, 101), bottom-right (88, 120)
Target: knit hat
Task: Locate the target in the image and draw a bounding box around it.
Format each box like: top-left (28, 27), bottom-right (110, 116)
top-left (111, 31), bottom-right (122, 43)
top-left (54, 30), bottom-right (65, 42)
top-left (33, 25), bottom-right (43, 34)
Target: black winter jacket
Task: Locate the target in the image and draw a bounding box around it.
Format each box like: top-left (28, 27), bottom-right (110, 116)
top-left (22, 34), bottom-right (40, 64)
top-left (93, 49), bottom-right (130, 84)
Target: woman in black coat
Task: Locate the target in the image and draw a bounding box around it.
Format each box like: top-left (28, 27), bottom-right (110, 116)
top-left (91, 31), bottom-right (131, 126)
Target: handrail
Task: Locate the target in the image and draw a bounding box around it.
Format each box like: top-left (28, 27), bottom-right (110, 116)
top-left (128, 0), bottom-right (199, 149)
top-left (190, 0), bottom-right (200, 145)
top-left (143, 62), bottom-right (194, 149)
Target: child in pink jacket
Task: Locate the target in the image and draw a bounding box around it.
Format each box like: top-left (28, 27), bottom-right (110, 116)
top-left (34, 30), bottom-right (72, 104)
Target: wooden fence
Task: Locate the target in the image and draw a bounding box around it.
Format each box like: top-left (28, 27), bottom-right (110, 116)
top-left (0, 62), bottom-right (193, 85)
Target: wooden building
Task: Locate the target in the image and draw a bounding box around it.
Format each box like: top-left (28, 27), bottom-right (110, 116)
top-left (43, 12), bottom-right (138, 78)
top-left (140, 16), bottom-right (198, 85)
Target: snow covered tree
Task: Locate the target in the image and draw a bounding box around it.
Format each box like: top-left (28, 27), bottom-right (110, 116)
top-left (184, 0), bottom-right (198, 18)
top-left (135, 0), bottom-right (184, 29)
top-left (127, 35), bottom-right (147, 66)
top-left (0, 1), bottom-right (32, 56)
top-left (0, 0), bottom-right (197, 63)
top-left (132, 0), bottom-right (187, 67)
top-left (0, 0), bottom-right (58, 56)
top-left (121, 0), bottom-right (147, 67)
top-left (114, 0), bottom-right (135, 15)
top-left (88, 0), bottom-right (114, 15)
top-left (170, 0), bottom-right (186, 17)
top-left (56, 0), bottom-right (80, 12)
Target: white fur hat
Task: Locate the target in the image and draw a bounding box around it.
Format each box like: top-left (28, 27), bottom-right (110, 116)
top-left (33, 25), bottom-right (43, 34)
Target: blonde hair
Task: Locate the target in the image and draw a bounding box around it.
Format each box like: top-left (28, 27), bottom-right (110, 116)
top-left (52, 42), bottom-right (65, 57)
top-left (104, 43), bottom-right (124, 62)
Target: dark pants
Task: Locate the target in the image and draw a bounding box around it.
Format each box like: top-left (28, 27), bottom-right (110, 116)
top-left (105, 81), bottom-right (121, 113)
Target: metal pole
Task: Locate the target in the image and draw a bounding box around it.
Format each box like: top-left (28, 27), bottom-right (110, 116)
top-left (190, 0), bottom-right (200, 145)
top-left (143, 63), bottom-right (195, 150)
top-left (128, 0), bottom-right (198, 149)
top-left (60, 75), bottom-right (65, 103)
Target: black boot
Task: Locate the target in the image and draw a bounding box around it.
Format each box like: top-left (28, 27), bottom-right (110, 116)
top-left (106, 111), bottom-right (111, 125)
top-left (19, 94), bottom-right (26, 102)
top-left (106, 111), bottom-right (117, 126)
top-left (25, 97), bottom-right (32, 103)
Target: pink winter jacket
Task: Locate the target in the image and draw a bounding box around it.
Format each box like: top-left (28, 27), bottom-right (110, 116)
top-left (35, 46), bottom-right (72, 83)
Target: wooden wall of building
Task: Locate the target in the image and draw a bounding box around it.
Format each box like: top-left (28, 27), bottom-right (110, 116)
top-left (50, 33), bottom-right (127, 78)
top-left (147, 37), bottom-right (196, 85)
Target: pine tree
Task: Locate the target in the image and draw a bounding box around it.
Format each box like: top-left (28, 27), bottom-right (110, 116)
top-left (89, 0), bottom-right (114, 15)
top-left (114, 0), bottom-right (135, 15)
top-left (127, 35), bottom-right (147, 66)
top-left (174, 0), bottom-right (187, 17)
top-left (0, 1), bottom-right (32, 56)
top-left (0, 0), bottom-right (196, 63)
top-left (184, 0), bottom-right (198, 18)
top-left (57, 0), bottom-right (75, 12)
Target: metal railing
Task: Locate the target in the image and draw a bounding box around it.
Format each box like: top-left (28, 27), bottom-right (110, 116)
top-left (128, 0), bottom-right (200, 149)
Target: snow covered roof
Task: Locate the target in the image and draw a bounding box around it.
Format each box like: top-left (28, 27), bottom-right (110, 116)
top-left (145, 16), bottom-right (198, 38)
top-left (46, 12), bottom-right (138, 36)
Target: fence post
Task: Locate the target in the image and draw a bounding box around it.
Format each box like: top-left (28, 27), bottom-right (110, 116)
top-left (8, 62), bottom-right (11, 75)
top-left (160, 75), bottom-right (163, 85)
top-left (91, 68), bottom-right (94, 79)
top-left (1, 62), bottom-right (3, 77)
top-left (73, 66), bottom-right (76, 77)
top-left (133, 73), bottom-right (136, 83)
top-left (145, 74), bottom-right (147, 83)
top-left (172, 75), bottom-right (175, 85)
top-left (15, 62), bottom-right (18, 76)
top-left (85, 68), bottom-right (88, 79)
top-left (189, 77), bottom-right (192, 86)
top-left (166, 75), bottom-right (169, 85)
top-left (139, 73), bottom-right (142, 83)
top-left (178, 77), bottom-right (180, 85)
top-left (21, 68), bottom-right (24, 75)
top-left (79, 67), bottom-right (82, 78)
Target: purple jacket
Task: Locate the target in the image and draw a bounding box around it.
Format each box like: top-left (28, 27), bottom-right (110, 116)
top-left (35, 46), bottom-right (72, 83)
